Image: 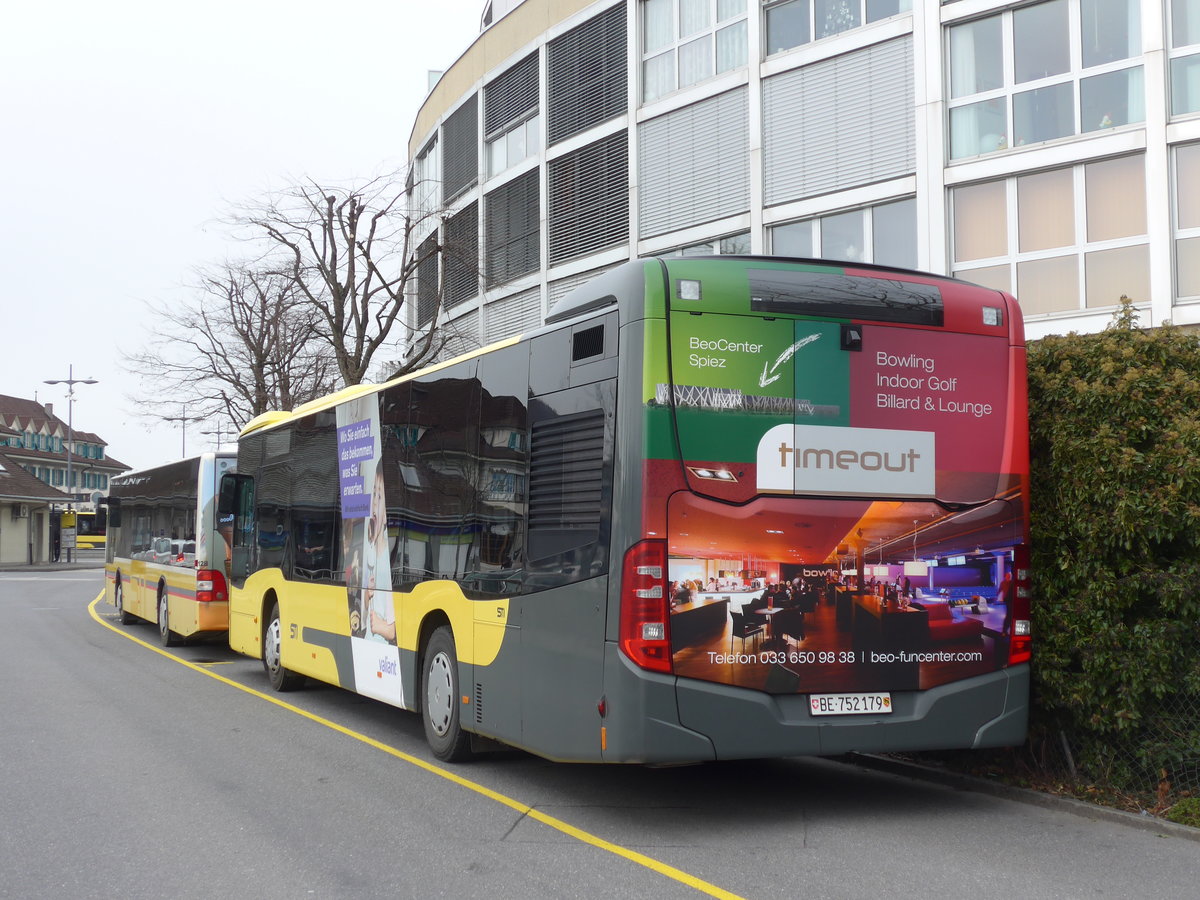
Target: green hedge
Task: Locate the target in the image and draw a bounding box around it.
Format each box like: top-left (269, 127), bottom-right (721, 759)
top-left (1027, 302), bottom-right (1200, 791)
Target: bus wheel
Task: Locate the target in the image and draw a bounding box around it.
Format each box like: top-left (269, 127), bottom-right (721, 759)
top-left (115, 580), bottom-right (135, 625)
top-left (422, 626), bottom-right (472, 762)
top-left (157, 587), bottom-right (180, 647)
top-left (263, 602), bottom-right (305, 692)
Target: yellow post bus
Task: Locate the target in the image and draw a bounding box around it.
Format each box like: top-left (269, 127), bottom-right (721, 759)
top-left (217, 257), bottom-right (1032, 763)
top-left (104, 453), bottom-right (236, 646)
top-left (73, 509), bottom-right (107, 550)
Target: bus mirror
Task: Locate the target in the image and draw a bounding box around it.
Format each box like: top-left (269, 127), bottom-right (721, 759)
top-left (106, 497), bottom-right (121, 529)
top-left (218, 473), bottom-right (240, 516)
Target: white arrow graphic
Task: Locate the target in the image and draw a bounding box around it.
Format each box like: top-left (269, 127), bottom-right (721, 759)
top-left (759, 332), bottom-right (822, 388)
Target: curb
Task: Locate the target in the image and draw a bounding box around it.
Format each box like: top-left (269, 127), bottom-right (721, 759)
top-left (845, 752), bottom-right (1200, 843)
top-left (0, 563), bottom-right (105, 573)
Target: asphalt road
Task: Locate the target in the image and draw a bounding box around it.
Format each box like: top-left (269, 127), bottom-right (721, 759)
top-left (1, 571), bottom-right (1195, 900)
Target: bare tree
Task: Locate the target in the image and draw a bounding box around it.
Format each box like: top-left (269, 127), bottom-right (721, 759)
top-left (124, 262), bottom-right (338, 430)
top-left (236, 175), bottom-right (451, 387)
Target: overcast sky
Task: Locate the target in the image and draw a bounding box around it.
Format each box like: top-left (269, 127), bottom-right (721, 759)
top-left (1, 0), bottom-right (483, 472)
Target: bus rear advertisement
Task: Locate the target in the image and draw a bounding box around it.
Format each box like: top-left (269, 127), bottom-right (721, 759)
top-left (196, 256), bottom-right (1029, 764)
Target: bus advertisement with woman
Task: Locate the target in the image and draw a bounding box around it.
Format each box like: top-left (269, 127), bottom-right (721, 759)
top-left (216, 256), bottom-right (1031, 763)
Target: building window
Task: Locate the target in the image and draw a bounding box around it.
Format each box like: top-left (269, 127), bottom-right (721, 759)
top-left (662, 231), bottom-right (751, 256)
top-left (410, 137), bottom-right (440, 222)
top-left (770, 198), bottom-right (917, 269)
top-left (485, 53), bottom-right (540, 179)
top-left (1172, 0), bottom-right (1200, 116)
top-left (548, 132), bottom-right (629, 263)
top-left (643, 0), bottom-right (748, 102)
top-left (1176, 142), bottom-right (1200, 300)
top-left (485, 168), bottom-right (540, 285)
top-left (639, 86), bottom-right (750, 237)
top-left (951, 155), bottom-right (1149, 315)
top-left (442, 94), bottom-right (479, 203)
top-left (444, 202), bottom-right (479, 308)
top-left (416, 234), bottom-right (441, 328)
top-left (948, 0), bottom-right (1144, 160)
top-left (763, 0), bottom-right (910, 56)
top-left (548, 3), bottom-right (627, 145)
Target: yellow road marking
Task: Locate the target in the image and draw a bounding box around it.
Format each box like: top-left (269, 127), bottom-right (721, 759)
top-left (88, 593), bottom-right (744, 900)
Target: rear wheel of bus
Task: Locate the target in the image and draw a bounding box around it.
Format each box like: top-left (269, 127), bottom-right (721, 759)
top-left (157, 585), bottom-right (180, 647)
top-left (422, 626), bottom-right (472, 762)
top-left (115, 577), bottom-right (135, 625)
top-left (263, 601), bottom-right (305, 691)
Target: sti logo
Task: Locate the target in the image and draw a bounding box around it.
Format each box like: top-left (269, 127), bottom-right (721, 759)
top-left (757, 424), bottom-right (935, 498)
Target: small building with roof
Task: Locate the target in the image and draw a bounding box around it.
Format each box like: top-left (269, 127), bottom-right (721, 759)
top-left (0, 394), bottom-right (131, 509)
top-left (0, 448), bottom-right (71, 565)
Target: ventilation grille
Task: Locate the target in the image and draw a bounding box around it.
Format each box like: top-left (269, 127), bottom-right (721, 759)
top-left (572, 325), bottom-right (604, 362)
top-left (547, 3), bottom-right (627, 145)
top-left (474, 682), bottom-right (484, 724)
top-left (528, 409), bottom-right (605, 536)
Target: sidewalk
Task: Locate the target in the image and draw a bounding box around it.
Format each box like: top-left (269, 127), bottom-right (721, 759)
top-left (0, 558), bottom-right (105, 573)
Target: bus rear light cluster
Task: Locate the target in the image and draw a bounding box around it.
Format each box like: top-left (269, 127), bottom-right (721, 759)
top-left (196, 569), bottom-right (228, 604)
top-left (619, 540), bottom-right (672, 674)
top-left (1007, 546), bottom-right (1032, 666)
top-left (687, 466), bottom-right (738, 482)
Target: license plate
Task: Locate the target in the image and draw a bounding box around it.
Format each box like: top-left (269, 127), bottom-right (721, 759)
top-left (809, 692), bottom-right (892, 715)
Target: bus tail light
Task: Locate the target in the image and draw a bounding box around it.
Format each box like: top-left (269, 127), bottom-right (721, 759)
top-left (196, 569), bottom-right (228, 604)
top-left (619, 540), bottom-right (672, 674)
top-left (1008, 545), bottom-right (1032, 666)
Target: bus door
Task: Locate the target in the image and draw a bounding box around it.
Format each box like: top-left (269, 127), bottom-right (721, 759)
top-left (219, 473), bottom-right (255, 585)
top-left (219, 472), bottom-right (258, 654)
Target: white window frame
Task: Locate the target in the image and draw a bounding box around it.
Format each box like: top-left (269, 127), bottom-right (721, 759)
top-left (1174, 141), bottom-right (1200, 302)
top-left (768, 198), bottom-right (917, 269)
top-left (762, 0), bottom-right (912, 57)
top-left (642, 0), bottom-right (749, 103)
top-left (950, 158), bottom-right (1151, 317)
top-left (946, 0), bottom-right (1145, 161)
top-left (1170, 0), bottom-right (1200, 117)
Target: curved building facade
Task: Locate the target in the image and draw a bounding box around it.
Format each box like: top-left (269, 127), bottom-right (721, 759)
top-left (406, 0), bottom-right (1200, 356)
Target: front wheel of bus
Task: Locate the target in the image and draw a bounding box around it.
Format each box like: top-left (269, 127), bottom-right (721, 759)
top-left (422, 626), bottom-right (473, 762)
top-left (158, 587), bottom-right (180, 647)
top-left (115, 580), bottom-right (135, 625)
top-left (263, 602), bottom-right (305, 692)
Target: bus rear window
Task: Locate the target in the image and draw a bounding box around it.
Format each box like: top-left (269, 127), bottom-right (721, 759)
top-left (748, 268), bottom-right (944, 326)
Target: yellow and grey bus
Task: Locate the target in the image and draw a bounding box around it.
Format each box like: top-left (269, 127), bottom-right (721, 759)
top-left (73, 509), bottom-right (107, 550)
top-left (105, 453), bottom-right (236, 646)
top-left (217, 256), bottom-right (1032, 763)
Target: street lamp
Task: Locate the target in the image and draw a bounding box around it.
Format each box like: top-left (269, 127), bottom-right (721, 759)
top-left (163, 407), bottom-right (204, 457)
top-left (44, 365), bottom-right (98, 563)
top-left (201, 424), bottom-right (232, 450)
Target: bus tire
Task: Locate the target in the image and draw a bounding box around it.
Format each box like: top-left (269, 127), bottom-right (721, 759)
top-left (422, 626), bottom-right (472, 762)
top-left (115, 579), bottom-right (135, 625)
top-left (263, 602), bottom-right (305, 692)
top-left (157, 586), bottom-right (180, 647)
